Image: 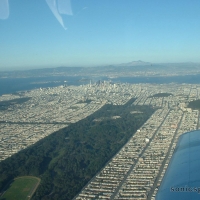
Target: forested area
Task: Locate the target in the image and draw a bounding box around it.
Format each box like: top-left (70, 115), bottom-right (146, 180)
top-left (149, 93), bottom-right (172, 98)
top-left (0, 97), bottom-right (31, 110)
top-left (0, 98), bottom-right (155, 200)
top-left (188, 99), bottom-right (200, 110)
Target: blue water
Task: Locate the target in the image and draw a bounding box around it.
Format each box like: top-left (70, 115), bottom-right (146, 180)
top-left (0, 76), bottom-right (87, 95)
top-left (1, 74), bottom-right (200, 96)
top-left (111, 74), bottom-right (200, 84)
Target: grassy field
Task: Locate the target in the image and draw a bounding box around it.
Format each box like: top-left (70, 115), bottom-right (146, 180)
top-left (0, 176), bottom-right (40, 200)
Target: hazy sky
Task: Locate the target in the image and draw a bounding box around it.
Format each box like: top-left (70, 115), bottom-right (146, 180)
top-left (0, 0), bottom-right (200, 70)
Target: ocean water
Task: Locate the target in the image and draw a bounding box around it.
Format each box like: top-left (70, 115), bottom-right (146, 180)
top-left (0, 76), bottom-right (86, 95)
top-left (1, 74), bottom-right (200, 96)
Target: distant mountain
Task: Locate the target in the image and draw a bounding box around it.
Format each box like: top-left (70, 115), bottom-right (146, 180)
top-left (1, 61), bottom-right (200, 79)
top-left (117, 60), bottom-right (151, 66)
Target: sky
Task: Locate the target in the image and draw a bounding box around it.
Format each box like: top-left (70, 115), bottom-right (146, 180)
top-left (0, 0), bottom-right (200, 70)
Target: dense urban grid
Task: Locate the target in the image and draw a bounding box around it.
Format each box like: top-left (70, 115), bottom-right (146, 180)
top-left (0, 81), bottom-right (200, 199)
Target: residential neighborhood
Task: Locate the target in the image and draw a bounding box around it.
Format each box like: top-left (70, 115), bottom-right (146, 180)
top-left (0, 82), bottom-right (200, 199)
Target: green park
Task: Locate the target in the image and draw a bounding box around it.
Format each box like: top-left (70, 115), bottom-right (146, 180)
top-left (0, 176), bottom-right (40, 200)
